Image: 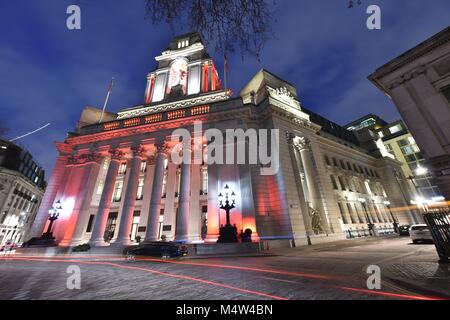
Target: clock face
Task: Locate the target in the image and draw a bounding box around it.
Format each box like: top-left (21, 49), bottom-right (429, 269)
top-left (167, 58), bottom-right (188, 94)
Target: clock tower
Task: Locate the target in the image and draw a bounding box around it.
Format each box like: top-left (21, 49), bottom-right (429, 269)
top-left (144, 32), bottom-right (223, 105)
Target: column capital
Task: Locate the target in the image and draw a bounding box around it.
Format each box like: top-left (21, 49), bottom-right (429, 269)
top-left (67, 152), bottom-right (102, 165)
top-left (109, 148), bottom-right (125, 161)
top-left (294, 136), bottom-right (311, 152)
top-left (147, 155), bottom-right (156, 165)
top-left (131, 144), bottom-right (147, 159)
top-left (285, 131), bottom-right (296, 145)
top-left (55, 142), bottom-right (73, 156)
top-left (155, 142), bottom-right (169, 155)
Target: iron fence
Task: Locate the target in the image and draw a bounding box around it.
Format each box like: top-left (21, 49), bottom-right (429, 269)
top-left (423, 209), bottom-right (450, 263)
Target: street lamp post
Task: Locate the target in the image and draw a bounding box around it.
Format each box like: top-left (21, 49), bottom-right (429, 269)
top-left (43, 200), bottom-right (62, 239)
top-left (358, 198), bottom-right (375, 236)
top-left (383, 201), bottom-right (399, 233)
top-left (217, 185), bottom-right (238, 243)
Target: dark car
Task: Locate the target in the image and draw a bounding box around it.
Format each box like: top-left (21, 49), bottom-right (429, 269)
top-left (124, 242), bottom-right (188, 261)
top-left (398, 225), bottom-right (411, 236)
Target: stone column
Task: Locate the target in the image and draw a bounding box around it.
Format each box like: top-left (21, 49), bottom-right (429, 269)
top-left (145, 142), bottom-right (168, 241)
top-left (60, 152), bottom-right (102, 246)
top-left (175, 143), bottom-right (191, 242)
top-left (286, 133), bottom-right (313, 236)
top-left (295, 137), bottom-right (331, 234)
top-left (89, 148), bottom-right (124, 246)
top-left (69, 154), bottom-right (103, 246)
top-left (205, 163), bottom-right (220, 242)
top-left (30, 143), bottom-right (72, 238)
top-left (115, 145), bottom-right (146, 246)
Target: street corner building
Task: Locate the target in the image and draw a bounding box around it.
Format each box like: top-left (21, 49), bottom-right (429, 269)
top-left (0, 139), bottom-right (46, 245)
top-left (30, 33), bottom-right (421, 249)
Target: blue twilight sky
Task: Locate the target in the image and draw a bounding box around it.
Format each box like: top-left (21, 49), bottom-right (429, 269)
top-left (0, 0), bottom-right (449, 177)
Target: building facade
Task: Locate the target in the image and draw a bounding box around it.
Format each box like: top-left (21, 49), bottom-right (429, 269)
top-left (346, 115), bottom-right (443, 203)
top-left (30, 33), bottom-right (417, 248)
top-left (0, 139), bottom-right (46, 244)
top-left (369, 27), bottom-right (450, 200)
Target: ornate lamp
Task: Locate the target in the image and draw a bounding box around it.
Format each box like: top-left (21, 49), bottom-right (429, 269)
top-left (358, 198), bottom-right (375, 236)
top-left (218, 185), bottom-right (236, 226)
top-left (383, 200), bottom-right (399, 233)
top-left (217, 185), bottom-right (238, 243)
top-left (43, 200), bottom-right (62, 238)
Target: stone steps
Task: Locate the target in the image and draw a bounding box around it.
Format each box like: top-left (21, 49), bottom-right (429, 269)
top-left (188, 242), bottom-right (262, 256)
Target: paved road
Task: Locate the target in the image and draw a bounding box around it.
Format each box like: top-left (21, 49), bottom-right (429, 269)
top-left (0, 237), bottom-right (448, 300)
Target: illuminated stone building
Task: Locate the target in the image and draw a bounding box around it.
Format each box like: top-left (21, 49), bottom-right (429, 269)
top-left (30, 33), bottom-right (417, 248)
top-left (369, 27), bottom-right (450, 200)
top-left (0, 139), bottom-right (46, 244)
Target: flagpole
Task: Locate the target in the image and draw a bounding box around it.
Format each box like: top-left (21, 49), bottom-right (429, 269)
top-left (223, 53), bottom-right (228, 90)
top-left (99, 77), bottom-right (115, 123)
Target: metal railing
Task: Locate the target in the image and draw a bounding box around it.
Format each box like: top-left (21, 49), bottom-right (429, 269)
top-left (423, 209), bottom-right (450, 264)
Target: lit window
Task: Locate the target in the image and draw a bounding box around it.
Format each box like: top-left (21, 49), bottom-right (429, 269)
top-left (140, 161), bottom-right (147, 173)
top-left (113, 181), bottom-right (123, 202)
top-left (103, 158), bottom-right (110, 170)
top-left (408, 136), bottom-right (416, 145)
top-left (97, 180), bottom-right (104, 195)
top-left (178, 39), bottom-right (190, 49)
top-left (389, 125), bottom-right (401, 134)
top-left (136, 178), bottom-right (144, 200)
top-left (161, 171), bottom-right (168, 198)
top-left (201, 167), bottom-right (208, 195)
top-left (118, 162), bottom-right (127, 175)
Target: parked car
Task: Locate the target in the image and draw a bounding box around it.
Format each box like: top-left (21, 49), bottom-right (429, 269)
top-left (124, 242), bottom-right (188, 261)
top-left (398, 225), bottom-right (411, 236)
top-left (409, 224), bottom-right (434, 244)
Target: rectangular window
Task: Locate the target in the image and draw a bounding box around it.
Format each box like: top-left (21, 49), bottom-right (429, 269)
top-left (136, 178), bottom-right (144, 200)
top-left (330, 175), bottom-right (339, 190)
top-left (338, 176), bottom-right (346, 190)
top-left (113, 181), bottom-right (123, 202)
top-left (140, 161), bottom-right (147, 173)
top-left (346, 203), bottom-right (356, 224)
top-left (332, 158), bottom-right (338, 167)
top-left (161, 171), bottom-right (168, 198)
top-left (201, 167), bottom-right (208, 195)
top-left (389, 124), bottom-right (402, 134)
top-left (97, 180), bottom-right (104, 195)
top-left (337, 203), bottom-right (348, 224)
top-left (118, 162), bottom-right (127, 175)
top-left (86, 215), bottom-right (95, 232)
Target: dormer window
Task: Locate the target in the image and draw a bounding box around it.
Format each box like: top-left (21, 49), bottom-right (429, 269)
top-left (178, 39), bottom-right (189, 49)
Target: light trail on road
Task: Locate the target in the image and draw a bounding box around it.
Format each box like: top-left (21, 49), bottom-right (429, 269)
top-left (3, 256), bottom-right (445, 301)
top-left (337, 286), bottom-right (446, 301)
top-left (4, 257), bottom-right (289, 300)
top-left (135, 257), bottom-right (336, 280)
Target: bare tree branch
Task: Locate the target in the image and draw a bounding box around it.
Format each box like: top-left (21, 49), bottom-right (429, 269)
top-left (145, 0), bottom-right (276, 59)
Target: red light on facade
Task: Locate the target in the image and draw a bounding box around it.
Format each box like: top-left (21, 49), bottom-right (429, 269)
top-left (103, 122), bottom-right (120, 131)
top-left (202, 62), bottom-right (209, 93)
top-left (145, 74), bottom-right (155, 104)
top-left (123, 118), bottom-right (140, 128)
top-left (190, 105), bottom-right (210, 116)
top-left (144, 113), bottom-right (162, 124)
top-left (167, 109), bottom-right (186, 120)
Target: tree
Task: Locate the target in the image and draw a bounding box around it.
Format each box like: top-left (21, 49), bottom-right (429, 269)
top-left (145, 0), bottom-right (275, 59)
top-left (146, 1), bottom-right (361, 58)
